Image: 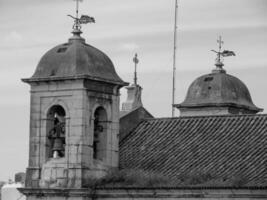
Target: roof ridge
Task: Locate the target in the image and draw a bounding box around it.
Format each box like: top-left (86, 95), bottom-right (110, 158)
top-left (142, 114), bottom-right (267, 121)
top-left (120, 106), bottom-right (153, 119)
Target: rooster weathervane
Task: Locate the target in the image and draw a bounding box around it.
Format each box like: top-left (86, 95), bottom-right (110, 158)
top-left (67, 0), bottom-right (95, 31)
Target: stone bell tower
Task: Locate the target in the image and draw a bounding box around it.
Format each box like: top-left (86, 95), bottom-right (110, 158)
top-left (19, 5), bottom-right (127, 199)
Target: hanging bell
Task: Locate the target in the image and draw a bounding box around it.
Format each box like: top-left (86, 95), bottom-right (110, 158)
top-left (52, 138), bottom-right (64, 156)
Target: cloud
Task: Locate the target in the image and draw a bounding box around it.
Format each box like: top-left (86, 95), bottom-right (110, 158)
top-left (119, 43), bottom-right (140, 51)
top-left (4, 31), bottom-right (23, 43)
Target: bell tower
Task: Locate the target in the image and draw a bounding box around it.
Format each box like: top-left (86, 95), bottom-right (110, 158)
top-left (19, 2), bottom-right (127, 199)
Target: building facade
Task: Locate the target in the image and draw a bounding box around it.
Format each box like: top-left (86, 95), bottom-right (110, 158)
top-left (19, 10), bottom-right (267, 200)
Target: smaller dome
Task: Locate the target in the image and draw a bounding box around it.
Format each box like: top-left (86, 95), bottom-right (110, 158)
top-left (26, 31), bottom-right (126, 85)
top-left (176, 70), bottom-right (262, 114)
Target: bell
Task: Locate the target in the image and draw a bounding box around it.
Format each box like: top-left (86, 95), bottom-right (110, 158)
top-left (52, 138), bottom-right (64, 157)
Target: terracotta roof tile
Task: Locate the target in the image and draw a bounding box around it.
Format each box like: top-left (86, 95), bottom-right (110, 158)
top-left (119, 114), bottom-right (267, 186)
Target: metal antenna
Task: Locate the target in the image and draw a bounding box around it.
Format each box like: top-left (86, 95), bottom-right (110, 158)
top-left (172, 0), bottom-right (178, 117)
top-left (76, 0), bottom-right (80, 19)
top-left (133, 53), bottom-right (139, 85)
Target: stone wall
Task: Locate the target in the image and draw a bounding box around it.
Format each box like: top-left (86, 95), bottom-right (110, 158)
top-left (25, 79), bottom-right (121, 189)
top-left (19, 188), bottom-right (267, 200)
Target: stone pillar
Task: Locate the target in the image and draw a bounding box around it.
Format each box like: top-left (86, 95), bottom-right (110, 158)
top-left (121, 84), bottom-right (143, 113)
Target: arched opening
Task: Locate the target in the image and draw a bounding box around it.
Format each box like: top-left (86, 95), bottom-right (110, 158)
top-left (93, 107), bottom-right (108, 161)
top-left (46, 105), bottom-right (66, 159)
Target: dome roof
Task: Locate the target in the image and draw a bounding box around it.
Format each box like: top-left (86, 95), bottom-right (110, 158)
top-left (176, 70), bottom-right (262, 113)
top-left (26, 32), bottom-right (126, 85)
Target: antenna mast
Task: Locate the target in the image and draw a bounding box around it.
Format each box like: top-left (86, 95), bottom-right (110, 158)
top-left (76, 0), bottom-right (79, 19)
top-left (172, 0), bottom-right (178, 117)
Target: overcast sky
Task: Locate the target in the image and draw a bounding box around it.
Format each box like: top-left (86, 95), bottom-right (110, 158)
top-left (0, 0), bottom-right (266, 181)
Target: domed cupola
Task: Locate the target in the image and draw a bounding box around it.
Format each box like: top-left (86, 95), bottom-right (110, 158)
top-left (24, 27), bottom-right (126, 86)
top-left (175, 36), bottom-right (263, 116)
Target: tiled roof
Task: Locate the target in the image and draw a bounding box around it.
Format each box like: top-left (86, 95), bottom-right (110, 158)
top-left (119, 114), bottom-right (267, 186)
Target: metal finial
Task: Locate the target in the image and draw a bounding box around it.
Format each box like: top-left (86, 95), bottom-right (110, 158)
top-left (67, 0), bottom-right (95, 34)
top-left (212, 36), bottom-right (224, 67)
top-left (211, 36), bottom-right (236, 72)
top-left (133, 53), bottom-right (139, 85)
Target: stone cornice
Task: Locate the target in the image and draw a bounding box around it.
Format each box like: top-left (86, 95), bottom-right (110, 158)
top-left (18, 187), bottom-right (267, 198)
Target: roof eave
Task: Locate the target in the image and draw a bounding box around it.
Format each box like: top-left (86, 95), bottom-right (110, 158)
top-left (22, 75), bottom-right (129, 88)
top-left (174, 103), bottom-right (263, 113)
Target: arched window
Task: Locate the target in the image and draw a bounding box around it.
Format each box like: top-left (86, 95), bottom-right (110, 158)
top-left (93, 107), bottom-right (107, 161)
top-left (46, 105), bottom-right (66, 159)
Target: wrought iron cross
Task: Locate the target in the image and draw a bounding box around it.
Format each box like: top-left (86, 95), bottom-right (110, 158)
top-left (217, 36), bottom-right (224, 63)
top-left (211, 36), bottom-right (235, 69)
top-left (217, 36), bottom-right (224, 52)
top-left (211, 36), bottom-right (224, 66)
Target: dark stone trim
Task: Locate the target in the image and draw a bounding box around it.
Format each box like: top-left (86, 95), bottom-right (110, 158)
top-left (175, 102), bottom-right (263, 112)
top-left (21, 75), bottom-right (128, 87)
top-left (18, 187), bottom-right (267, 198)
top-left (96, 186), bottom-right (267, 190)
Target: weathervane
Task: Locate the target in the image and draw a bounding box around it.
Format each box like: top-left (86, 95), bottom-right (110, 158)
top-left (67, 0), bottom-right (95, 32)
top-left (211, 36), bottom-right (236, 70)
top-left (133, 53), bottom-right (139, 85)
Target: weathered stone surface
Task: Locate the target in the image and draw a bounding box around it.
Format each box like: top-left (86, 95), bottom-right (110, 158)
top-left (24, 73), bottom-right (122, 191)
top-left (175, 70), bottom-right (263, 116)
top-left (19, 188), bottom-right (267, 200)
top-left (26, 37), bottom-right (126, 85)
top-left (121, 84), bottom-right (143, 113)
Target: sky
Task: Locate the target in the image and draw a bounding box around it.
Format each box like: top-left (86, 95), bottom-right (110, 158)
top-left (0, 0), bottom-right (266, 181)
